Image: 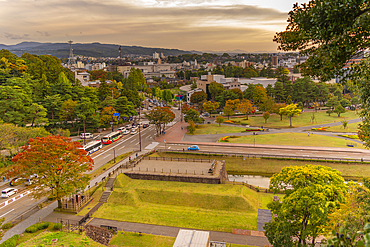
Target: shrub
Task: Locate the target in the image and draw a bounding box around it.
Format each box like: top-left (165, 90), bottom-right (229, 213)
top-left (0, 234), bottom-right (19, 247)
top-left (1, 222), bottom-right (12, 230)
top-left (25, 225), bottom-right (38, 233)
top-left (53, 223), bottom-right (62, 230)
top-left (25, 222), bottom-right (49, 233)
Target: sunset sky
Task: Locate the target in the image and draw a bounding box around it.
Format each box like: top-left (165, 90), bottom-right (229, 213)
top-left (0, 0), bottom-right (308, 52)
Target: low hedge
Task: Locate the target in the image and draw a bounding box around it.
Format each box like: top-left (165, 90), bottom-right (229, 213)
top-left (0, 234), bottom-right (19, 247)
top-left (1, 222), bottom-right (12, 230)
top-left (25, 222), bottom-right (49, 233)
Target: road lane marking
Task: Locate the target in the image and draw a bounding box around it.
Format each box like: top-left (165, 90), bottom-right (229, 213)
top-left (119, 146), bottom-right (126, 150)
top-left (0, 209), bottom-right (14, 217)
top-left (103, 154), bottom-right (111, 159)
top-left (92, 127), bottom-right (152, 158)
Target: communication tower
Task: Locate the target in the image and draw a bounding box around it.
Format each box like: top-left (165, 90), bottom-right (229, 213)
top-left (67, 40), bottom-right (76, 67)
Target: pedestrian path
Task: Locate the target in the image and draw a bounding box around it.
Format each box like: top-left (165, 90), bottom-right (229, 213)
top-left (42, 212), bottom-right (270, 247)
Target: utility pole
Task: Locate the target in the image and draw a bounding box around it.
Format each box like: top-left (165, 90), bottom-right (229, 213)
top-left (138, 106), bottom-right (142, 152)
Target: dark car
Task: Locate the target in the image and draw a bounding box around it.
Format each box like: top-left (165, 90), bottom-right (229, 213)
top-left (143, 124), bottom-right (149, 128)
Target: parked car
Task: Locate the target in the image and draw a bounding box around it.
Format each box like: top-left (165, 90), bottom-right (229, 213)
top-left (187, 145), bottom-right (199, 151)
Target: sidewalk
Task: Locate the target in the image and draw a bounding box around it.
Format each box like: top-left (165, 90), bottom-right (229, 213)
top-left (42, 212), bottom-right (270, 247)
top-left (155, 121), bottom-right (188, 143)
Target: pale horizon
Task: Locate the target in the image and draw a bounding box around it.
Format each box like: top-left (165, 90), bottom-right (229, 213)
top-left (0, 0), bottom-right (309, 53)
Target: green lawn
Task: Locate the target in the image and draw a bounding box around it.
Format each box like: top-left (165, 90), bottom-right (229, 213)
top-left (110, 231), bottom-right (175, 247)
top-left (92, 174), bottom-right (275, 232)
top-left (193, 124), bottom-right (246, 135)
top-left (152, 152), bottom-right (370, 180)
top-left (17, 230), bottom-right (104, 247)
top-left (219, 132), bottom-right (364, 149)
top-left (323, 122), bottom-right (360, 133)
top-left (227, 110), bottom-right (359, 128)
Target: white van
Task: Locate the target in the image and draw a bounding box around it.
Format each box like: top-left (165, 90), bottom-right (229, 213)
top-left (80, 133), bottom-right (93, 139)
top-left (1, 188), bottom-right (18, 198)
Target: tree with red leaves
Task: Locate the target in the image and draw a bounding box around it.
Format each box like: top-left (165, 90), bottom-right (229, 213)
top-left (11, 135), bottom-right (94, 208)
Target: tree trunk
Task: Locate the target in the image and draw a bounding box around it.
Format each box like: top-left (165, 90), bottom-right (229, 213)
top-left (289, 116), bottom-right (292, 127)
top-left (58, 199), bottom-right (62, 208)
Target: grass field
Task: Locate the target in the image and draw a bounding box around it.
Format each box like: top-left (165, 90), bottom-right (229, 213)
top-left (323, 122), bottom-right (360, 133)
top-left (227, 110), bottom-right (359, 128)
top-left (18, 231), bottom-right (104, 247)
top-left (18, 230), bottom-right (256, 247)
top-left (93, 174), bottom-right (275, 232)
top-left (218, 132), bottom-right (364, 149)
top-left (194, 124), bottom-right (246, 135)
top-left (152, 152), bottom-right (370, 180)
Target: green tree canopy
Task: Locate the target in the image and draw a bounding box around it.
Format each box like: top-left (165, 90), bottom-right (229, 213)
top-left (265, 165), bottom-right (347, 247)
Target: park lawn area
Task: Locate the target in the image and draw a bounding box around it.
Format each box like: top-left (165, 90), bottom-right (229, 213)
top-left (219, 132), bottom-right (364, 149)
top-left (109, 231), bottom-right (175, 247)
top-left (93, 174), bottom-right (275, 232)
top-left (17, 230), bottom-right (104, 247)
top-left (193, 124), bottom-right (246, 135)
top-left (152, 152), bottom-right (370, 180)
top-left (323, 122), bottom-right (360, 133)
top-left (227, 110), bottom-right (359, 128)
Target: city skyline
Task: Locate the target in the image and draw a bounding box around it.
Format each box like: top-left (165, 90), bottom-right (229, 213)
top-left (0, 0), bottom-right (308, 53)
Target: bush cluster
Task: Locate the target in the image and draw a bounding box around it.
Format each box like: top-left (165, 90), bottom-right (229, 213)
top-left (220, 136), bottom-right (230, 142)
top-left (0, 234), bottom-right (19, 247)
top-left (339, 134), bottom-right (359, 139)
top-left (25, 222), bottom-right (49, 233)
top-left (1, 222), bottom-right (12, 230)
top-left (311, 127), bottom-right (329, 131)
top-left (53, 223), bottom-right (62, 230)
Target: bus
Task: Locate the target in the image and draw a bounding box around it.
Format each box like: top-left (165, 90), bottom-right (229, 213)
top-left (102, 131), bottom-right (122, 145)
top-left (82, 140), bottom-right (103, 155)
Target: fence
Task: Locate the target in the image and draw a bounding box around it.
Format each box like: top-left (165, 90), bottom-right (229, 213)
top-left (60, 192), bottom-right (91, 213)
top-left (57, 218), bottom-right (84, 233)
top-left (157, 149), bottom-right (367, 163)
top-left (143, 156), bottom-right (212, 163)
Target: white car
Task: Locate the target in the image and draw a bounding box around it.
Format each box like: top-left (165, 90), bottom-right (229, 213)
top-left (117, 127), bottom-right (126, 132)
top-left (131, 129), bottom-right (137, 135)
top-left (122, 130), bottom-right (130, 135)
top-left (80, 133), bottom-right (93, 139)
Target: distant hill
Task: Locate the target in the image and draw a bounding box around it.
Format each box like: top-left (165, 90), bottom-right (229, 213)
top-left (0, 42), bottom-right (193, 58)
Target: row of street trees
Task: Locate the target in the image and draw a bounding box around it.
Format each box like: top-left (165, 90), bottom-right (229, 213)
top-left (0, 50), bottom-right (146, 132)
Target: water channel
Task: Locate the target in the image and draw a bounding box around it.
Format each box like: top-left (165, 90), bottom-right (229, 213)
top-left (228, 175), bottom-right (270, 188)
top-left (228, 175), bottom-right (359, 189)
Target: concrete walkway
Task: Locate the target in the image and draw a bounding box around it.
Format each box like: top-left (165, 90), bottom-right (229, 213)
top-left (42, 212), bottom-right (270, 247)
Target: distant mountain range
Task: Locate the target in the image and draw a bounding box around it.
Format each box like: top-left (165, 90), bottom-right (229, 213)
top-left (0, 42), bottom-right (193, 58)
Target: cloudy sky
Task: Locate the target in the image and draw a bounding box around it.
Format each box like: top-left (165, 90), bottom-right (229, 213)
top-left (0, 0), bottom-right (308, 52)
